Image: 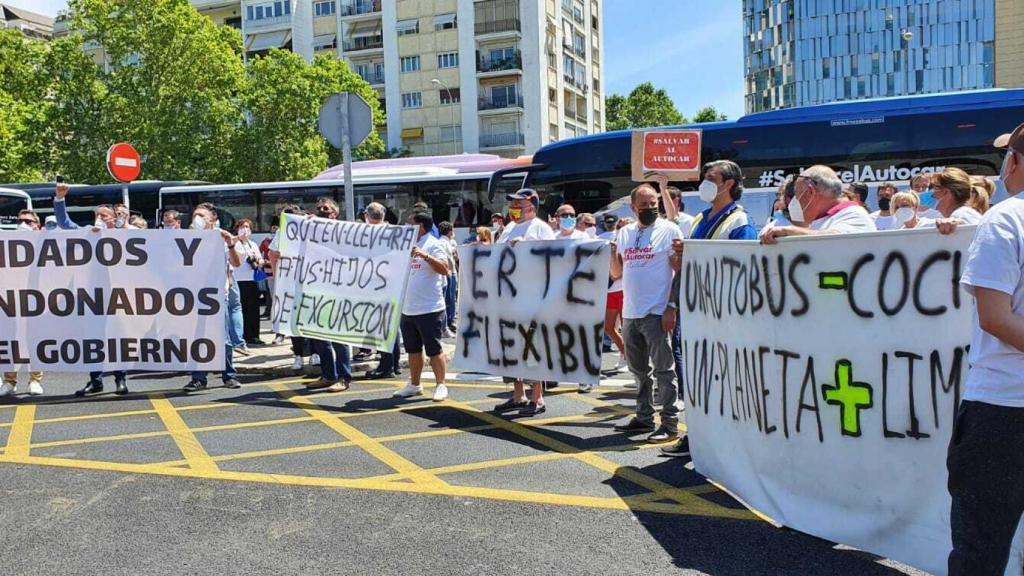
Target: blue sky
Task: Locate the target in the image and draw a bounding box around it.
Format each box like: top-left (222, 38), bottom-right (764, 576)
top-left (12, 0), bottom-right (747, 120)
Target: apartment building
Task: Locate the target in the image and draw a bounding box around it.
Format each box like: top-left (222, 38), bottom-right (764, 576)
top-left (189, 0), bottom-right (605, 157)
top-left (0, 3), bottom-right (54, 40)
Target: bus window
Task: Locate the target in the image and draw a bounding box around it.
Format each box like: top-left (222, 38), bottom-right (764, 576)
top-left (0, 192), bottom-right (30, 229)
top-left (262, 186), bottom-right (340, 230)
top-left (32, 187), bottom-right (126, 228)
top-left (160, 188), bottom-right (257, 231)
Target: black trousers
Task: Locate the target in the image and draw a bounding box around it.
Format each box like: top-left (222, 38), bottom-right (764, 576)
top-left (238, 281), bottom-right (261, 342)
top-left (948, 399), bottom-right (1024, 575)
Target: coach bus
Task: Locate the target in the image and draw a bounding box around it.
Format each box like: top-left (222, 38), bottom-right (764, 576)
top-left (0, 188), bottom-right (32, 230)
top-left (158, 154), bottom-right (530, 240)
top-left (510, 88), bottom-right (1024, 226)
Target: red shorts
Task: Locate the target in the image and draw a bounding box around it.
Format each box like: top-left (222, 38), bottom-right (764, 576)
top-left (606, 291), bottom-right (623, 311)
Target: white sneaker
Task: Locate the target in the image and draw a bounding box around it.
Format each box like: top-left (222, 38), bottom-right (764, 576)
top-left (393, 383), bottom-right (423, 398)
top-left (292, 355), bottom-right (304, 370)
top-left (442, 328), bottom-right (455, 339)
top-left (613, 356), bottom-right (629, 372)
top-left (578, 382), bottom-right (594, 393)
top-left (310, 353), bottom-right (320, 366)
top-left (432, 384), bottom-right (449, 402)
top-left (27, 381), bottom-right (43, 396)
top-left (0, 382), bottom-right (14, 397)
top-left (272, 334), bottom-right (285, 345)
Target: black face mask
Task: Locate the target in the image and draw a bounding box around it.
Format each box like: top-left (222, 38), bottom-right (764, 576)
top-left (878, 197), bottom-right (891, 211)
top-left (638, 208), bottom-right (659, 226)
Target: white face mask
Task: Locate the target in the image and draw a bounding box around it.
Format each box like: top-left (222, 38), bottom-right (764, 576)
top-left (17, 222), bottom-right (33, 231)
top-left (698, 179), bottom-right (719, 203)
top-left (238, 227), bottom-right (251, 238)
top-left (787, 195), bottom-right (805, 224)
top-left (191, 215), bottom-right (207, 230)
top-left (94, 217), bottom-right (106, 228)
top-left (1001, 150), bottom-right (1015, 183)
top-left (893, 206), bottom-right (915, 227)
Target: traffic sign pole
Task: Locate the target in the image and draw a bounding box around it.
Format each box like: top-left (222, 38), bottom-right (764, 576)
top-left (318, 92), bottom-right (372, 222)
top-left (339, 95), bottom-right (355, 222)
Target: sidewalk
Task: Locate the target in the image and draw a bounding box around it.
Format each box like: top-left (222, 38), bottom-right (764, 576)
top-left (233, 327), bottom-right (456, 377)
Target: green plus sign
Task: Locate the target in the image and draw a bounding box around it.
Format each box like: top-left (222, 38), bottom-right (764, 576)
top-left (821, 359), bottom-right (874, 437)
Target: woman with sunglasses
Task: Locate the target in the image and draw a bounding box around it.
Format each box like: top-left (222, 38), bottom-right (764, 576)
top-left (921, 168), bottom-right (984, 231)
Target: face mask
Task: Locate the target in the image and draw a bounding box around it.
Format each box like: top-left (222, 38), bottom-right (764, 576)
top-left (585, 226), bottom-right (596, 238)
top-left (508, 207), bottom-right (523, 221)
top-left (917, 191), bottom-right (937, 209)
top-left (1001, 151), bottom-right (1015, 182)
top-left (772, 210), bottom-right (784, 222)
top-left (17, 222), bottom-right (33, 231)
top-left (638, 208), bottom-right (659, 226)
top-left (787, 195), bottom-right (805, 224)
top-left (893, 207), bottom-right (915, 227)
top-left (559, 216), bottom-right (576, 230)
top-left (878, 197), bottom-right (891, 211)
top-left (698, 179), bottom-right (719, 203)
top-left (45, 222), bottom-right (57, 231)
top-left (238, 227), bottom-right (251, 238)
top-left (191, 215), bottom-right (207, 230)
top-left (114, 217), bottom-right (125, 229)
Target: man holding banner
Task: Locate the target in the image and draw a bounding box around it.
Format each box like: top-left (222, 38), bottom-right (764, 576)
top-left (610, 184), bottom-right (684, 442)
top-left (948, 123), bottom-right (1024, 575)
top-left (394, 211), bottom-right (450, 401)
top-left (760, 165), bottom-right (876, 244)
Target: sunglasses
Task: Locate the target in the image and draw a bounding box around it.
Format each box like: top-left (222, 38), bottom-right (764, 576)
top-left (18, 219), bottom-right (37, 225)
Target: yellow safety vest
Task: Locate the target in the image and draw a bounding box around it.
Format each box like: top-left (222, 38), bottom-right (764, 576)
top-left (687, 205), bottom-right (748, 240)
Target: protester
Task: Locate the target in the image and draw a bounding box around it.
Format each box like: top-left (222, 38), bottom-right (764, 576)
top-left (871, 182), bottom-right (899, 230)
top-left (910, 173), bottom-right (931, 193)
top-left (365, 202), bottom-right (403, 380)
top-left (946, 122), bottom-right (1024, 575)
top-left (233, 218), bottom-right (265, 347)
top-left (890, 192), bottom-right (922, 229)
top-left (393, 211), bottom-right (451, 402)
top-left (971, 175), bottom-right (996, 214)
top-left (208, 209), bottom-right (247, 356)
top-left (555, 204), bottom-right (589, 239)
top-left (43, 215), bottom-right (57, 231)
top-left (577, 212), bottom-right (597, 237)
top-left (492, 189), bottom-right (556, 416)
top-left (491, 213), bottom-right (506, 239)
top-left (609, 183), bottom-right (685, 442)
top-left (52, 184), bottom-right (132, 395)
top-left (184, 202), bottom-right (242, 392)
top-left (764, 175), bottom-right (797, 230)
top-left (654, 174), bottom-right (695, 237)
top-left (412, 201), bottom-right (441, 237)
top-left (603, 216), bottom-right (631, 377)
top-left (129, 215), bottom-right (147, 229)
top-left (761, 165), bottom-right (876, 243)
top-left (161, 210), bottom-right (181, 229)
top-left (438, 221), bottom-right (459, 336)
top-left (267, 205), bottom-right (317, 369)
top-left (113, 204), bottom-right (132, 229)
top-left (924, 168), bottom-right (984, 229)
top-left (915, 175), bottom-right (945, 220)
top-left (3, 210), bottom-right (44, 396)
top-left (474, 226), bottom-right (493, 245)
top-left (845, 182), bottom-right (869, 207)
top-left (304, 198), bottom-right (351, 393)
top-left (599, 213), bottom-right (618, 240)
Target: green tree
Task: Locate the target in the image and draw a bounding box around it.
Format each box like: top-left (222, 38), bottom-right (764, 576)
top-left (0, 29), bottom-right (50, 181)
top-left (236, 50), bottom-right (385, 182)
top-left (604, 82), bottom-right (684, 130)
top-left (692, 106), bottom-right (728, 123)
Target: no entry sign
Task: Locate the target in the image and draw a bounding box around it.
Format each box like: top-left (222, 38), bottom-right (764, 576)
top-left (631, 129), bottom-right (702, 182)
top-left (106, 143), bottom-right (141, 183)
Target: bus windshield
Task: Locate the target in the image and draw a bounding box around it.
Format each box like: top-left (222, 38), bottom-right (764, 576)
top-left (0, 189), bottom-right (32, 230)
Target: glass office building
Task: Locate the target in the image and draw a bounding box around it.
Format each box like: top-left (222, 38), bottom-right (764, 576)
top-left (743, 0), bottom-right (997, 113)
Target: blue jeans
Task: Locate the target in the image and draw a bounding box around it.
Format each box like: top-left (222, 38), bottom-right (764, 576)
top-left (190, 344), bottom-right (236, 384)
top-left (444, 273), bottom-right (458, 327)
top-left (89, 370), bottom-right (127, 384)
top-left (316, 340), bottom-right (351, 383)
top-left (226, 281), bottom-right (244, 348)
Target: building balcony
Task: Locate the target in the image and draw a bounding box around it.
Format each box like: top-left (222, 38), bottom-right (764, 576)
top-left (190, 0), bottom-right (239, 10)
top-left (478, 95), bottom-right (524, 112)
top-left (341, 0), bottom-right (381, 17)
top-left (475, 18), bottom-right (521, 36)
top-left (477, 51), bottom-right (522, 74)
top-left (343, 37), bottom-right (384, 52)
top-left (245, 14), bottom-right (291, 31)
top-left (480, 132), bottom-right (525, 148)
top-left (358, 70), bottom-right (385, 85)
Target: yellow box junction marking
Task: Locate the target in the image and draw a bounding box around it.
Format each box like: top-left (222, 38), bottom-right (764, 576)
top-left (5, 405), bottom-right (36, 458)
top-left (150, 395), bottom-right (218, 474)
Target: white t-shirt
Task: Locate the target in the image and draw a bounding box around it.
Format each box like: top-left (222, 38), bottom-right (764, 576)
top-left (809, 203), bottom-right (877, 233)
top-left (918, 208), bottom-right (944, 220)
top-left (232, 239), bottom-right (261, 282)
top-left (675, 213), bottom-right (695, 238)
top-left (870, 211), bottom-right (897, 231)
top-left (615, 219), bottom-right (684, 319)
top-left (403, 234), bottom-right (448, 316)
top-left (951, 206), bottom-right (983, 225)
top-left (960, 193), bottom-right (1024, 407)
top-left (440, 235), bottom-right (458, 272)
top-left (556, 229), bottom-right (589, 240)
top-left (496, 218), bottom-right (556, 243)
top-left (597, 231), bottom-right (622, 292)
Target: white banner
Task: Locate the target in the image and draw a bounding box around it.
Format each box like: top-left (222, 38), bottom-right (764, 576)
top-left (0, 229), bottom-right (225, 372)
top-left (680, 227), bottom-right (1024, 576)
top-left (271, 214), bottom-right (417, 351)
top-left (453, 239), bottom-right (610, 385)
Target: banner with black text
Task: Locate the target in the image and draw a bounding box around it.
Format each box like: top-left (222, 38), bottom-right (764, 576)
top-left (453, 240), bottom-right (610, 385)
top-left (681, 228), bottom-right (1024, 576)
top-left (0, 229), bottom-right (226, 372)
top-left (271, 214), bottom-right (417, 351)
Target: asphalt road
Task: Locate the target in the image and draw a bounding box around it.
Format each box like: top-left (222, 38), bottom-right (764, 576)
top-left (0, 369), bottom-right (927, 576)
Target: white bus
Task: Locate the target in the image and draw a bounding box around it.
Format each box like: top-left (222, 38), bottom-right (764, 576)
top-left (0, 188), bottom-right (33, 230)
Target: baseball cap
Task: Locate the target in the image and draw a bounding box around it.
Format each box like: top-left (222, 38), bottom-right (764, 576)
top-left (993, 122), bottom-right (1024, 150)
top-left (506, 188), bottom-right (540, 206)
top-left (602, 213), bottom-right (619, 224)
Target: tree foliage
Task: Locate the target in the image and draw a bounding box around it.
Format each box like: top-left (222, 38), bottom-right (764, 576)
top-left (692, 106), bottom-right (728, 123)
top-left (604, 82), bottom-right (684, 131)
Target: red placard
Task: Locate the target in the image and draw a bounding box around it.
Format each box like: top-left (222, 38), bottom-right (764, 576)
top-left (106, 142), bottom-right (141, 183)
top-left (631, 129), bottom-right (703, 182)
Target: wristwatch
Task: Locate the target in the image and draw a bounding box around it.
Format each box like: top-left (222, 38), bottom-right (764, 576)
top-left (666, 302), bottom-right (678, 310)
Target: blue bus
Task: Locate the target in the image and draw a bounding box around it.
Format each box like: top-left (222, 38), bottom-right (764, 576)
top-left (514, 89), bottom-right (1024, 225)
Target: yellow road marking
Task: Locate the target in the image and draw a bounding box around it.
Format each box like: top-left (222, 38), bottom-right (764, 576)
top-left (150, 395), bottom-right (218, 473)
top-left (5, 405), bottom-right (35, 458)
top-left (269, 383), bottom-right (447, 488)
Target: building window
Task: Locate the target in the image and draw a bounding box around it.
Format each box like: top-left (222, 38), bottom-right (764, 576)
top-left (314, 1), bottom-right (336, 17)
top-left (437, 52), bottom-right (459, 69)
top-left (400, 56), bottom-right (421, 73)
top-left (247, 1), bottom-right (290, 20)
top-left (439, 125), bottom-right (462, 142)
top-left (396, 19), bottom-right (419, 36)
top-left (434, 13), bottom-right (457, 31)
top-left (439, 87), bottom-right (461, 105)
top-left (401, 92), bottom-right (422, 108)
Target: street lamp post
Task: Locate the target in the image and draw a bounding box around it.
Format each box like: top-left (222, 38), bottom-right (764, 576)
top-left (431, 78), bottom-right (456, 155)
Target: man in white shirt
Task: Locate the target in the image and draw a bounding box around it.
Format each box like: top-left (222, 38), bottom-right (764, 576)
top-left (870, 182), bottom-right (898, 230)
top-left (947, 122), bottom-right (1024, 575)
top-left (394, 211), bottom-right (452, 402)
top-left (760, 165), bottom-right (876, 244)
top-left (366, 203), bottom-right (403, 379)
top-left (554, 204), bottom-right (590, 240)
top-left (609, 184), bottom-right (685, 443)
top-left (493, 189), bottom-right (557, 416)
